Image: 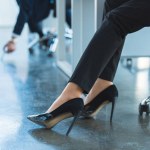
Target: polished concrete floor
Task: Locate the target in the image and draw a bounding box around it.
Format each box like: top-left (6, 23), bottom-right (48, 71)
top-left (0, 33), bottom-right (150, 150)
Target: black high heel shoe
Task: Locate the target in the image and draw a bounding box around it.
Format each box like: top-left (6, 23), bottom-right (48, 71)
top-left (27, 98), bottom-right (84, 136)
top-left (82, 85), bottom-right (118, 122)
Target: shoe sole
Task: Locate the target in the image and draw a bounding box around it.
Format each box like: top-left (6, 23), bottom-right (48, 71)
top-left (45, 113), bottom-right (73, 128)
top-left (28, 113), bottom-right (73, 129)
top-left (86, 100), bottom-right (110, 118)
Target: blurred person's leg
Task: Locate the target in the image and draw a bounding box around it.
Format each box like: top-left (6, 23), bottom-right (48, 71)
top-left (66, 8), bottom-right (71, 28)
top-left (66, 0), bottom-right (71, 28)
top-left (28, 19), bottom-right (44, 38)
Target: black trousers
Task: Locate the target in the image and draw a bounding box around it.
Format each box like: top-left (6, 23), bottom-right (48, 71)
top-left (69, 0), bottom-right (150, 94)
top-left (28, 19), bottom-right (44, 38)
top-left (16, 0), bottom-right (44, 37)
top-left (66, 0), bottom-right (71, 28)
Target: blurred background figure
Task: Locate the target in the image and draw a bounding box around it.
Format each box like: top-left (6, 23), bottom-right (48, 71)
top-left (66, 0), bottom-right (71, 29)
top-left (3, 0), bottom-right (56, 53)
top-left (3, 0), bottom-right (72, 55)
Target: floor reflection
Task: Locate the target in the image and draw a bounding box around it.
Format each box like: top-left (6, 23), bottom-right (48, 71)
top-left (0, 27), bottom-right (150, 149)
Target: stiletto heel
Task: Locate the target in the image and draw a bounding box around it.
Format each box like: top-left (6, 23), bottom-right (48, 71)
top-left (110, 98), bottom-right (116, 122)
top-left (82, 84), bottom-right (118, 121)
top-left (27, 98), bottom-right (84, 136)
top-left (66, 110), bottom-right (82, 136)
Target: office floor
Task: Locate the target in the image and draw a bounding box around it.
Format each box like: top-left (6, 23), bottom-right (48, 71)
top-left (0, 28), bottom-right (150, 150)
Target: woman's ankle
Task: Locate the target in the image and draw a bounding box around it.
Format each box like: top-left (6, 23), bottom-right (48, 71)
top-left (46, 83), bottom-right (83, 113)
top-left (84, 79), bottom-right (113, 105)
top-left (61, 82), bottom-right (83, 100)
top-left (59, 91), bottom-right (82, 102)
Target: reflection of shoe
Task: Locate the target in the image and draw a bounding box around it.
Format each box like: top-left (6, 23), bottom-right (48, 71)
top-left (27, 98), bottom-right (84, 136)
top-left (82, 85), bottom-right (118, 122)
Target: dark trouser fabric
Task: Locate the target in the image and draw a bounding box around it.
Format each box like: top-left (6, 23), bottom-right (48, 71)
top-left (66, 0), bottom-right (71, 28)
top-left (28, 19), bottom-right (44, 38)
top-left (69, 0), bottom-right (150, 94)
top-left (99, 0), bottom-right (127, 81)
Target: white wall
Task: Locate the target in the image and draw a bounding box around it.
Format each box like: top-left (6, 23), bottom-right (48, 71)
top-left (0, 0), bottom-right (19, 27)
top-left (122, 27), bottom-right (150, 57)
